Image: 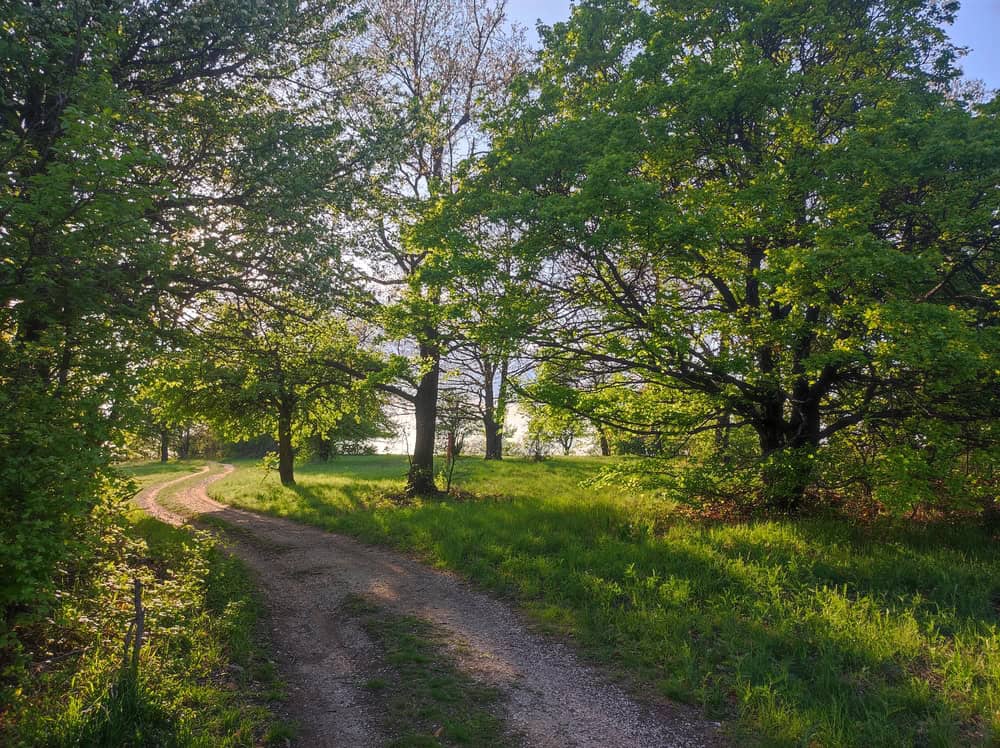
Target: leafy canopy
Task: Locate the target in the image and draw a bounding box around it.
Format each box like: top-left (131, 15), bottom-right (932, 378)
top-left (428, 0), bottom-right (1000, 509)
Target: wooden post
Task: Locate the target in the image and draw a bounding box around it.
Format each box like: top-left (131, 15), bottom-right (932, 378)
top-left (122, 578), bottom-right (144, 673)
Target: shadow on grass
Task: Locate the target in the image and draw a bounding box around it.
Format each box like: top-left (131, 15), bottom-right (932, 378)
top-left (382, 502), bottom-right (998, 745)
top-left (334, 496), bottom-right (998, 745)
top-left (286, 480), bottom-right (380, 516)
top-left (63, 669), bottom-right (179, 748)
top-left (342, 594), bottom-right (516, 746)
top-left (210, 457), bottom-right (1000, 745)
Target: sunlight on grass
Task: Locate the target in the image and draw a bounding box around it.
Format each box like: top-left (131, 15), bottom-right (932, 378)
top-left (117, 460), bottom-right (207, 489)
top-left (209, 455), bottom-right (1000, 747)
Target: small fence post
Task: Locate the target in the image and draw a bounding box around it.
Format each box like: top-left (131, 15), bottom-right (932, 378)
top-left (121, 578), bottom-right (144, 673)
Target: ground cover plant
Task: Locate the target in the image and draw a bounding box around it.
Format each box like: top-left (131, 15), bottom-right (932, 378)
top-left (2, 464), bottom-right (291, 747)
top-left (210, 455), bottom-right (1000, 746)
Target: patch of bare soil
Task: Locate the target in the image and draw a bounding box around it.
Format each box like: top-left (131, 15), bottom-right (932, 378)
top-left (137, 464), bottom-right (724, 747)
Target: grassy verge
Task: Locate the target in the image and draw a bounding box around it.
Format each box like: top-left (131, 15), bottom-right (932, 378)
top-left (3, 464), bottom-right (291, 747)
top-left (116, 460), bottom-right (209, 489)
top-left (209, 455), bottom-right (1000, 747)
top-left (343, 594), bottom-right (516, 747)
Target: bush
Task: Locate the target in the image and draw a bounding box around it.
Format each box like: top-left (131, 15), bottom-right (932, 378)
top-left (0, 385), bottom-right (125, 651)
top-left (3, 494), bottom-right (284, 746)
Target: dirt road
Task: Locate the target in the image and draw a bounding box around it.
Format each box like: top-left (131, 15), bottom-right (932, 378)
top-left (137, 464), bottom-right (722, 747)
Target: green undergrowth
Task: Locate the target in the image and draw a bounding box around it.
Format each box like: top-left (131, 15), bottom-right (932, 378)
top-left (343, 594), bottom-right (516, 747)
top-left (2, 464), bottom-right (291, 747)
top-left (207, 455), bottom-right (1000, 747)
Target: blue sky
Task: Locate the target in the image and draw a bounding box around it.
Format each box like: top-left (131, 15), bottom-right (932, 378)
top-left (506, 0), bottom-right (1000, 90)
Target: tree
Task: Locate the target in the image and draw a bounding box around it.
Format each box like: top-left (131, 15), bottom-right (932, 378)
top-left (434, 0), bottom-right (1000, 510)
top-left (520, 367), bottom-right (594, 456)
top-left (436, 388), bottom-right (480, 458)
top-left (307, 409), bottom-right (397, 459)
top-left (517, 361), bottom-right (630, 457)
top-left (448, 344), bottom-right (514, 459)
top-left (527, 404), bottom-right (588, 456)
top-left (127, 388), bottom-right (184, 463)
top-left (430, 243), bottom-right (539, 460)
top-left (0, 0), bottom-right (357, 631)
top-left (332, 0), bottom-right (528, 492)
top-left (158, 298), bottom-right (387, 486)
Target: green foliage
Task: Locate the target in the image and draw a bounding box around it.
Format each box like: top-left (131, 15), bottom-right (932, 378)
top-left (211, 456), bottom-right (1000, 747)
top-left (817, 417), bottom-right (999, 515)
top-left (303, 403), bottom-right (397, 460)
top-left (0, 391), bottom-right (118, 644)
top-left (326, 0), bottom-right (530, 492)
top-left (3, 466), bottom-right (287, 746)
top-left (430, 0), bottom-right (1000, 511)
top-left (520, 398), bottom-right (590, 456)
top-left (0, 0), bottom-right (360, 640)
top-left (151, 297), bottom-right (389, 484)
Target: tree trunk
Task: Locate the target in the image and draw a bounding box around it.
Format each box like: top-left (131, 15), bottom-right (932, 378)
top-left (789, 383), bottom-right (822, 451)
top-left (484, 416), bottom-right (503, 460)
top-left (560, 435), bottom-right (573, 455)
top-left (756, 390), bottom-right (787, 456)
top-left (755, 387), bottom-right (822, 512)
top-left (407, 339), bottom-right (440, 495)
top-left (178, 425), bottom-right (191, 459)
top-left (159, 429), bottom-right (169, 463)
top-left (597, 427), bottom-right (611, 456)
top-left (482, 356), bottom-right (504, 460)
top-left (277, 402), bottom-right (295, 486)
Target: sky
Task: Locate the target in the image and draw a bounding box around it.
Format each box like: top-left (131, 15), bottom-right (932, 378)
top-left (506, 0), bottom-right (1000, 91)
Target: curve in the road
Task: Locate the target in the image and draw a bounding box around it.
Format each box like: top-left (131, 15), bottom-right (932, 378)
top-left (137, 463), bottom-right (723, 748)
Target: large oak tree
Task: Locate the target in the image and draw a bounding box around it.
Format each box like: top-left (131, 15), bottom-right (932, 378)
top-left (431, 0), bottom-right (1000, 509)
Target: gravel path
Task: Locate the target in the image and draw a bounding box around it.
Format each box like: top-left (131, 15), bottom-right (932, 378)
top-left (137, 464), bottom-right (723, 748)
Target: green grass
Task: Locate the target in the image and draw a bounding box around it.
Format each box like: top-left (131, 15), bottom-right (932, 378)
top-left (116, 459), bottom-right (208, 489)
top-left (343, 594), bottom-right (516, 747)
top-left (4, 466), bottom-right (291, 747)
top-left (207, 454), bottom-right (1000, 747)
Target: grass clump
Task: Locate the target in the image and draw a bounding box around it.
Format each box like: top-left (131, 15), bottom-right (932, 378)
top-left (2, 464), bottom-right (290, 747)
top-left (343, 594), bottom-right (516, 747)
top-left (210, 454), bottom-right (1000, 747)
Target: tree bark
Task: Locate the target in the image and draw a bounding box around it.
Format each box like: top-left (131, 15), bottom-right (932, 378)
top-left (481, 356), bottom-right (505, 460)
top-left (598, 428), bottom-right (611, 456)
top-left (159, 429), bottom-right (169, 463)
top-left (484, 418), bottom-right (503, 460)
top-left (178, 425), bottom-right (191, 459)
top-left (407, 338), bottom-right (440, 495)
top-left (277, 401), bottom-right (295, 486)
top-left (756, 395), bottom-right (787, 456)
top-left (754, 385), bottom-right (823, 512)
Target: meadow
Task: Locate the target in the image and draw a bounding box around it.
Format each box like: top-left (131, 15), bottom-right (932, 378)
top-left (209, 455), bottom-right (1000, 747)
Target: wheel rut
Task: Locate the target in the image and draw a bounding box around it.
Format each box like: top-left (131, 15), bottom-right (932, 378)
top-left (136, 463), bottom-right (724, 748)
